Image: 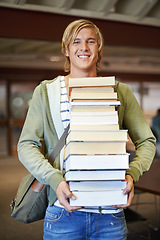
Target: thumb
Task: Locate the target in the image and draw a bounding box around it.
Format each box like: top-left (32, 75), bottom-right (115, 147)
top-left (65, 189), bottom-right (76, 200)
top-left (123, 175), bottom-right (134, 194)
top-left (62, 185), bottom-right (76, 200)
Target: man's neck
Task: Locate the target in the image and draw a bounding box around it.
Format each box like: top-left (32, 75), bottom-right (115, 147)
top-left (69, 66), bottom-right (97, 79)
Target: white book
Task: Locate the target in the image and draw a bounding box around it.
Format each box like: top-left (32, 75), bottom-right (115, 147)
top-left (65, 170), bottom-right (126, 181)
top-left (70, 100), bottom-right (121, 107)
top-left (70, 114), bottom-right (119, 125)
top-left (70, 124), bottom-right (119, 131)
top-left (70, 191), bottom-right (127, 206)
top-left (71, 105), bottom-right (115, 112)
top-left (69, 76), bottom-right (115, 88)
top-left (64, 142), bottom-right (127, 158)
top-left (70, 92), bottom-right (117, 101)
top-left (66, 130), bottom-right (128, 143)
top-left (70, 111), bottom-right (117, 116)
top-left (71, 87), bottom-right (114, 93)
top-left (64, 154), bottom-right (129, 171)
top-left (69, 181), bottom-right (127, 191)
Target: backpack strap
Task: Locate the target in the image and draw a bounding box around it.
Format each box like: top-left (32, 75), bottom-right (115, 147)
top-left (48, 124), bottom-right (70, 163)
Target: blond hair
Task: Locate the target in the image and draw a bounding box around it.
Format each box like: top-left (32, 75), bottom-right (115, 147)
top-left (62, 19), bottom-right (103, 72)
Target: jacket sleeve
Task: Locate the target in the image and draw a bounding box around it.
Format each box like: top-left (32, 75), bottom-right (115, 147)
top-left (117, 83), bottom-right (156, 183)
top-left (17, 84), bottom-right (65, 191)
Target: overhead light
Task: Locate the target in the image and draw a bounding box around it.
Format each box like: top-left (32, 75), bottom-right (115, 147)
top-left (50, 56), bottom-right (61, 62)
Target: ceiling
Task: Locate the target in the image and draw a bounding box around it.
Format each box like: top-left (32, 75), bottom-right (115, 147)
top-left (0, 0), bottom-right (160, 76)
top-left (1, 0), bottom-right (160, 27)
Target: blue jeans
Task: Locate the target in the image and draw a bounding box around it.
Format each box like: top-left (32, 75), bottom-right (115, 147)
top-left (43, 205), bottom-right (127, 240)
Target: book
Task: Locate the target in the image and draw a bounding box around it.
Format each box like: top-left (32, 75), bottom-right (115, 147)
top-left (70, 100), bottom-right (121, 107)
top-left (66, 130), bottom-right (128, 143)
top-left (70, 191), bottom-right (127, 206)
top-left (70, 124), bottom-right (119, 131)
top-left (69, 180), bottom-right (127, 191)
top-left (64, 154), bottom-right (129, 171)
top-left (64, 142), bottom-right (127, 158)
top-left (71, 87), bottom-right (114, 93)
top-left (69, 76), bottom-right (115, 88)
top-left (70, 114), bottom-right (119, 125)
top-left (65, 170), bottom-right (126, 181)
top-left (70, 111), bottom-right (117, 116)
top-left (71, 105), bottom-right (116, 112)
top-left (70, 92), bottom-right (117, 101)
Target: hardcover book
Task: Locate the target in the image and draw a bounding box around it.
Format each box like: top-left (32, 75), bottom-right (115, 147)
top-left (70, 92), bottom-right (117, 101)
top-left (66, 130), bottom-right (128, 143)
top-left (70, 124), bottom-right (119, 131)
top-left (70, 191), bottom-right (127, 206)
top-left (65, 170), bottom-right (126, 181)
top-left (69, 76), bottom-right (115, 88)
top-left (70, 114), bottom-right (119, 125)
top-left (64, 154), bottom-right (129, 171)
top-left (64, 141), bottom-right (127, 158)
top-left (69, 180), bottom-right (127, 191)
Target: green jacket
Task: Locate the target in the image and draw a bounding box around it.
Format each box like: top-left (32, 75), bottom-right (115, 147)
top-left (18, 76), bottom-right (156, 205)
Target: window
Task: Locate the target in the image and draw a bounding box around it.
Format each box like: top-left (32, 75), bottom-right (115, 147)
top-left (0, 80), bottom-right (38, 156)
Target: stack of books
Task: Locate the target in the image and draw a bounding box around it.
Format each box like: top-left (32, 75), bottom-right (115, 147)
top-left (64, 76), bottom-right (129, 207)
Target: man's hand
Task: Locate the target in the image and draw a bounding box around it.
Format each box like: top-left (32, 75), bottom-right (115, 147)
top-left (112, 174), bottom-right (134, 209)
top-left (56, 181), bottom-right (83, 212)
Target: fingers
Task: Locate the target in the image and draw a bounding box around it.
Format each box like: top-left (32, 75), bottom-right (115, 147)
top-left (56, 176), bottom-right (135, 212)
top-left (59, 194), bottom-right (81, 213)
top-left (56, 181), bottom-right (83, 212)
top-left (112, 175), bottom-right (134, 209)
top-left (126, 185), bottom-right (134, 207)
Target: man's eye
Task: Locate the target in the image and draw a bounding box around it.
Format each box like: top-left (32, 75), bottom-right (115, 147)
top-left (88, 40), bottom-right (96, 44)
top-left (73, 40), bottom-right (80, 44)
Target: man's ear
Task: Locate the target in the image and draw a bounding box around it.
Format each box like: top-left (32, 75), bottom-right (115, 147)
top-left (65, 50), bottom-right (69, 57)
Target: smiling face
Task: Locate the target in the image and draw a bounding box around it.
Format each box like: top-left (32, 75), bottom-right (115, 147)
top-left (65, 27), bottom-right (99, 77)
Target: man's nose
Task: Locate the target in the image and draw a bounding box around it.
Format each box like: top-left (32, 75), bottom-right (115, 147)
top-left (80, 41), bottom-right (88, 51)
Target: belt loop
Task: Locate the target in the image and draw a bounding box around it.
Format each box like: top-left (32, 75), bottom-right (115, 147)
top-left (98, 207), bottom-right (103, 215)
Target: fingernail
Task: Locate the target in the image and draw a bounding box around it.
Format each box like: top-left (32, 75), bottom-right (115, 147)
top-left (71, 195), bottom-right (76, 200)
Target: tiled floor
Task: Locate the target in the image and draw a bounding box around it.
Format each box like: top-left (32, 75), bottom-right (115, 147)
top-left (0, 156), bottom-right (160, 240)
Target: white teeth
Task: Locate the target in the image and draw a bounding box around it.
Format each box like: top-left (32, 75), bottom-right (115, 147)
top-left (78, 55), bottom-right (89, 59)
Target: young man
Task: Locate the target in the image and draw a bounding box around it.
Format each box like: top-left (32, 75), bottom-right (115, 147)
top-left (18, 19), bottom-right (156, 240)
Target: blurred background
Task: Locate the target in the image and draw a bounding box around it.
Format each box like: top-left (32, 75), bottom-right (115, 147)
top-left (0, 1), bottom-right (160, 239)
top-left (0, 0), bottom-right (160, 156)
